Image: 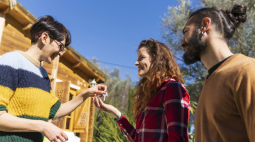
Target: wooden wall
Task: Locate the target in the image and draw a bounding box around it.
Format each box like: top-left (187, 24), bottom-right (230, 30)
top-left (0, 14), bottom-right (30, 54)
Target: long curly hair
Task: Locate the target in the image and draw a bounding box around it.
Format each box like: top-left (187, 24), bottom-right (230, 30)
top-left (132, 38), bottom-right (183, 119)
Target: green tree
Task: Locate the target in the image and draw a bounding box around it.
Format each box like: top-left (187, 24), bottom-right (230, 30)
top-left (91, 58), bottom-right (136, 142)
top-left (162, 0), bottom-right (255, 101)
top-left (202, 0), bottom-right (255, 57)
top-left (162, 0), bottom-right (207, 103)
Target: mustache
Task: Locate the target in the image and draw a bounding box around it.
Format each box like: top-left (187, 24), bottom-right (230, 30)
top-left (182, 43), bottom-right (188, 47)
top-left (182, 43), bottom-right (189, 49)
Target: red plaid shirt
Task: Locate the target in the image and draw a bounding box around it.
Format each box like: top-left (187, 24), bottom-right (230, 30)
top-left (116, 78), bottom-right (190, 142)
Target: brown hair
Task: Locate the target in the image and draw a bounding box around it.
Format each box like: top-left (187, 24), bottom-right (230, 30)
top-left (132, 38), bottom-right (183, 119)
top-left (189, 3), bottom-right (247, 40)
top-left (30, 15), bottom-right (71, 46)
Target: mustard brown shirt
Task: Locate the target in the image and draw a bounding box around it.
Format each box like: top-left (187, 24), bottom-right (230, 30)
top-left (195, 54), bottom-right (255, 142)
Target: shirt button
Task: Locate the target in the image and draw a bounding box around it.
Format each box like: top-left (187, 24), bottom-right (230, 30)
top-left (120, 124), bottom-right (122, 126)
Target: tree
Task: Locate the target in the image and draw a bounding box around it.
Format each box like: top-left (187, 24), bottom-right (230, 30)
top-left (91, 58), bottom-right (136, 141)
top-left (202, 0), bottom-right (255, 57)
top-left (162, 0), bottom-right (255, 101)
top-left (162, 0), bottom-right (207, 103)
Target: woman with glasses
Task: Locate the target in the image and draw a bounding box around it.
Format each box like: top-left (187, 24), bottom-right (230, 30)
top-left (93, 38), bottom-right (190, 142)
top-left (0, 15), bottom-right (107, 142)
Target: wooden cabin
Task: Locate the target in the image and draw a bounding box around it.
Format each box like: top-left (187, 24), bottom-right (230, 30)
top-left (0, 0), bottom-right (107, 142)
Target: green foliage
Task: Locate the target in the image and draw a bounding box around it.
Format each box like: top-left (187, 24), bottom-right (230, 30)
top-left (92, 58), bottom-right (136, 141)
top-left (162, 0), bottom-right (255, 101)
top-left (93, 88), bottom-right (136, 142)
top-left (162, 0), bottom-right (208, 104)
top-left (189, 132), bottom-right (195, 142)
top-left (93, 111), bottom-right (135, 142)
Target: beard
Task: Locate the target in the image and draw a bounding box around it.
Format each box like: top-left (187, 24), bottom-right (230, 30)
top-left (183, 29), bottom-right (207, 65)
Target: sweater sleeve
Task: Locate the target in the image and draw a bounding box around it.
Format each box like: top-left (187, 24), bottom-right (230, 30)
top-left (116, 115), bottom-right (136, 142)
top-left (48, 89), bottom-right (61, 119)
top-left (0, 52), bottom-right (20, 112)
top-left (49, 99), bottom-right (61, 120)
top-left (234, 62), bottom-right (255, 141)
top-left (163, 81), bottom-right (190, 142)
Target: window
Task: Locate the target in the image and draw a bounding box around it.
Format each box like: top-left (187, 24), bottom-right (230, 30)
top-left (63, 89), bottom-right (76, 131)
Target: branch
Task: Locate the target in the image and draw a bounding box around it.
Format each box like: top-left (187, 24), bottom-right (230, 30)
top-left (233, 35), bottom-right (246, 55)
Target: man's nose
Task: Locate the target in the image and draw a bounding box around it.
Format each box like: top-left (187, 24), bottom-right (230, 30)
top-left (181, 38), bottom-right (186, 47)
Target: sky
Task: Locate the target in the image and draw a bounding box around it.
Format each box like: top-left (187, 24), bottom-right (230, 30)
top-left (17, 0), bottom-right (199, 83)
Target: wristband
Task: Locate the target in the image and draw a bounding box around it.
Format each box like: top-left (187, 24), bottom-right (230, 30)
top-left (114, 113), bottom-right (123, 122)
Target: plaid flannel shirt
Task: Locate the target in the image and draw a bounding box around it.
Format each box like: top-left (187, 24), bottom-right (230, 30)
top-left (116, 78), bottom-right (190, 142)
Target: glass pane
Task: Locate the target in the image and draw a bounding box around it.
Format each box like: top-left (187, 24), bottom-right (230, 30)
top-left (66, 117), bottom-right (70, 130)
top-left (75, 133), bottom-right (80, 137)
top-left (69, 93), bottom-right (73, 101)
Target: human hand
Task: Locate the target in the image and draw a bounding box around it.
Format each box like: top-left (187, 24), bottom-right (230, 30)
top-left (41, 121), bottom-right (68, 142)
top-left (92, 97), bottom-right (121, 119)
top-left (83, 84), bottom-right (107, 98)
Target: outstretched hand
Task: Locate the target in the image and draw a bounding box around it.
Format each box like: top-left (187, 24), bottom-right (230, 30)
top-left (83, 84), bottom-right (107, 98)
top-left (92, 97), bottom-right (122, 120)
top-left (92, 97), bottom-right (111, 113)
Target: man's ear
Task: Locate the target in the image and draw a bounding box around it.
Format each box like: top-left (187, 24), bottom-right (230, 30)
top-left (201, 17), bottom-right (211, 33)
top-left (40, 32), bottom-right (49, 45)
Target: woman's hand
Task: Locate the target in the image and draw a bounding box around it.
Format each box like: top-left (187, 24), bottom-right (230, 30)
top-left (92, 97), bottom-right (122, 120)
top-left (40, 121), bottom-right (68, 142)
top-left (83, 84), bottom-right (107, 98)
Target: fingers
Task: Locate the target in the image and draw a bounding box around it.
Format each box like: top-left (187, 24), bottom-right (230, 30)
top-left (96, 84), bottom-right (107, 92)
top-left (61, 131), bottom-right (68, 141)
top-left (55, 136), bottom-right (65, 142)
top-left (93, 97), bottom-right (100, 108)
top-left (95, 97), bottom-right (100, 107)
top-left (98, 98), bottom-right (104, 105)
top-left (94, 90), bottom-right (106, 96)
top-left (92, 97), bottom-right (97, 107)
top-left (49, 132), bottom-right (67, 142)
top-left (43, 122), bottom-right (68, 142)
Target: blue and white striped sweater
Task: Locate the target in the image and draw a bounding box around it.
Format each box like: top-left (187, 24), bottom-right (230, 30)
top-left (0, 51), bottom-right (61, 142)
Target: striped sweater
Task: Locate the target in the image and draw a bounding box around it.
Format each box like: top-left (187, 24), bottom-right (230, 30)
top-left (0, 51), bottom-right (61, 142)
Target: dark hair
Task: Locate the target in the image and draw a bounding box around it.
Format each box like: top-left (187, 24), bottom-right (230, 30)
top-left (30, 15), bottom-right (71, 46)
top-left (189, 3), bottom-right (246, 40)
top-left (132, 38), bottom-right (183, 119)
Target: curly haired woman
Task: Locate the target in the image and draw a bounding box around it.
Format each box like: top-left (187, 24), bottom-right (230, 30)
top-left (93, 38), bottom-right (190, 142)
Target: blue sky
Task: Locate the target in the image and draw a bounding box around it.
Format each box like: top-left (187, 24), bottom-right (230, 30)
top-left (18, 0), bottom-right (199, 82)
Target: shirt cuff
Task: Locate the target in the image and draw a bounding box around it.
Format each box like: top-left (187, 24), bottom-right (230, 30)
top-left (114, 113), bottom-right (123, 122)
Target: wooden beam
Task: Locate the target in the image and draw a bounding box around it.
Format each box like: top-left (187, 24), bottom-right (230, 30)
top-left (9, 0), bottom-right (16, 10)
top-left (0, 0), bottom-right (17, 14)
top-left (51, 55), bottom-right (60, 93)
top-left (0, 0), bottom-right (9, 5)
top-left (8, 2), bottom-right (37, 26)
top-left (65, 47), bottom-right (107, 82)
top-left (87, 99), bottom-right (96, 142)
top-left (95, 78), bottom-right (100, 82)
top-left (0, 0), bottom-right (9, 13)
top-left (22, 23), bottom-right (32, 30)
top-left (72, 62), bottom-right (81, 68)
top-left (0, 12), bottom-right (5, 45)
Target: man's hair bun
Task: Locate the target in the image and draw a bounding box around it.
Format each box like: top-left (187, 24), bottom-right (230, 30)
top-left (226, 3), bottom-right (247, 28)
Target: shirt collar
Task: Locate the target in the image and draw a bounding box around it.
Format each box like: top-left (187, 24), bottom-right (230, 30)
top-left (15, 50), bottom-right (41, 68)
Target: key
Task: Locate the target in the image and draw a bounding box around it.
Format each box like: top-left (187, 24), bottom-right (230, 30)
top-left (102, 93), bottom-right (108, 101)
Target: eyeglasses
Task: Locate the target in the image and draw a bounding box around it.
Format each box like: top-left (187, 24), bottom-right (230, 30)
top-left (39, 34), bottom-right (66, 52)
